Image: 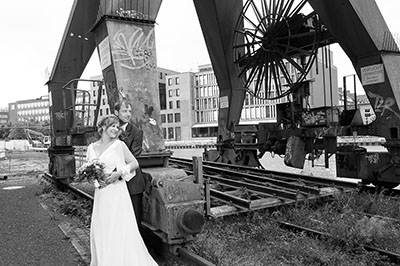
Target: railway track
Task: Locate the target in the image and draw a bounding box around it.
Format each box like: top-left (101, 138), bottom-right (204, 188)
top-left (269, 217), bottom-right (400, 264)
top-left (169, 157), bottom-right (359, 218)
top-left (42, 173), bottom-right (215, 266)
top-left (43, 155), bottom-right (400, 264)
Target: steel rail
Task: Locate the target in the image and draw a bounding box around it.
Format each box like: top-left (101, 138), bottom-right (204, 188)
top-left (177, 247), bottom-right (216, 266)
top-left (204, 165), bottom-right (323, 196)
top-left (43, 173), bottom-right (94, 201)
top-left (206, 173), bottom-right (301, 200)
top-left (170, 157), bottom-right (359, 189)
top-left (268, 217), bottom-right (400, 264)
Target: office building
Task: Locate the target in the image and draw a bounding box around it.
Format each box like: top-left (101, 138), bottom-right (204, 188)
top-left (8, 95), bottom-right (50, 124)
top-left (0, 109), bottom-right (8, 124)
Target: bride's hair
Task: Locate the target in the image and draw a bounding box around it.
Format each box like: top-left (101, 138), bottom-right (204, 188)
top-left (97, 115), bottom-right (120, 135)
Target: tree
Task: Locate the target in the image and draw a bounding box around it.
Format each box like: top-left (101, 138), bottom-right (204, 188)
top-left (0, 122), bottom-right (12, 139)
top-left (7, 124), bottom-right (27, 140)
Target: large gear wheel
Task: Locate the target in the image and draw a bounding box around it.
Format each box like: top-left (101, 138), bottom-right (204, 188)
top-left (233, 0), bottom-right (321, 100)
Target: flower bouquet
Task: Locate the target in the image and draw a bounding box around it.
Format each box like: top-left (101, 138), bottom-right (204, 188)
top-left (75, 159), bottom-right (108, 189)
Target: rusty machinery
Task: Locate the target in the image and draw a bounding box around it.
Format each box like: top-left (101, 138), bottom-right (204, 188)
top-left (193, 0), bottom-right (400, 189)
top-left (46, 0), bottom-right (205, 246)
top-left (47, 0), bottom-right (400, 245)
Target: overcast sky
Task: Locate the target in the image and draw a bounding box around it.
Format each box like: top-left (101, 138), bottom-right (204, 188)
top-left (0, 0), bottom-right (399, 108)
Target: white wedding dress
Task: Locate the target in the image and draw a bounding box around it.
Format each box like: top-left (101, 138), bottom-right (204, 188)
top-left (87, 140), bottom-right (158, 266)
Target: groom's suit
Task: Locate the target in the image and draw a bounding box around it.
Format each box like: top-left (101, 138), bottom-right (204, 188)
top-left (120, 122), bottom-right (145, 226)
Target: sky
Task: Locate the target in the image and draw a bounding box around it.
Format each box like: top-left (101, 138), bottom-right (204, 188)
top-left (0, 0), bottom-right (399, 109)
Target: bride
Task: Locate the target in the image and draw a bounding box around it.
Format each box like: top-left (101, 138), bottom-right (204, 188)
top-left (86, 115), bottom-right (158, 266)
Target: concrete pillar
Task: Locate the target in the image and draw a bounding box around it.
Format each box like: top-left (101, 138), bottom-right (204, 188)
top-left (91, 1), bottom-right (164, 152)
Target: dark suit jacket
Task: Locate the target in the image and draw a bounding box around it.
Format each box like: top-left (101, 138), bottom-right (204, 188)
top-left (121, 122), bottom-right (145, 195)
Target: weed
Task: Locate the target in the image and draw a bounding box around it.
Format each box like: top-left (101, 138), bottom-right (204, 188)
top-left (38, 181), bottom-right (93, 227)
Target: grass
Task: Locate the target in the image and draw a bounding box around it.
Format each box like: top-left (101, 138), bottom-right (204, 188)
top-left (189, 209), bottom-right (397, 266)
top-left (277, 191), bottom-right (400, 253)
top-left (186, 189), bottom-right (400, 266)
top-left (38, 177), bottom-right (400, 265)
top-left (30, 150), bottom-right (399, 266)
top-left (38, 180), bottom-right (93, 227)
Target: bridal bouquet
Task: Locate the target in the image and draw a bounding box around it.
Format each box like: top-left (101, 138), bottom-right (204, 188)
top-left (75, 159), bottom-right (108, 188)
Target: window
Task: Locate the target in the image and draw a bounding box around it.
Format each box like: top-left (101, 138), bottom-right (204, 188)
top-left (167, 114), bottom-right (173, 123)
top-left (93, 90), bottom-right (96, 97)
top-left (168, 127), bottom-right (174, 139)
top-left (106, 108), bottom-right (109, 115)
top-left (162, 128), bottom-right (167, 139)
top-left (159, 72), bottom-right (163, 79)
top-left (175, 127), bottom-right (181, 141)
top-left (168, 90), bottom-right (173, 97)
top-left (176, 100), bottom-right (180, 109)
top-left (102, 88), bottom-right (105, 95)
top-left (159, 83), bottom-right (167, 110)
top-left (175, 77), bottom-right (179, 85)
top-left (174, 113), bottom-right (181, 122)
top-left (168, 78), bottom-right (172, 86)
top-left (169, 101), bottom-right (173, 109)
top-left (102, 99), bottom-right (106, 105)
top-left (100, 109), bottom-right (103, 116)
top-left (161, 114), bottom-right (166, 123)
top-left (176, 89), bottom-right (180, 97)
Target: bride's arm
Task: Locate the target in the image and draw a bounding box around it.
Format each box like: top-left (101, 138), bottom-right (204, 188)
top-left (108, 142), bottom-right (139, 182)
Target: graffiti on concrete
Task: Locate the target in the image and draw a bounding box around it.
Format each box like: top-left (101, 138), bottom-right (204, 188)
top-left (54, 111), bottom-right (66, 120)
top-left (367, 91), bottom-right (400, 119)
top-left (302, 111), bottom-right (326, 125)
top-left (116, 8), bottom-right (149, 20)
top-left (112, 26), bottom-right (156, 70)
top-left (366, 153), bottom-right (380, 164)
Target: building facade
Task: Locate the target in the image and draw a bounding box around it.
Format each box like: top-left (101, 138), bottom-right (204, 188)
top-left (84, 51), bottom-right (340, 143)
top-left (160, 71), bottom-right (194, 141)
top-left (8, 95), bottom-right (50, 124)
top-left (0, 109), bottom-right (8, 124)
top-left (184, 50), bottom-right (340, 142)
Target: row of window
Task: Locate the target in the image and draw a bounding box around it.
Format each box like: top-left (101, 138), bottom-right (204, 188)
top-left (93, 88), bottom-right (106, 97)
top-left (195, 86), bottom-right (219, 98)
top-left (195, 98), bottom-right (218, 110)
top-left (241, 106), bottom-right (277, 120)
top-left (163, 126), bottom-right (181, 140)
top-left (17, 109), bottom-right (49, 116)
top-left (192, 127), bottom-right (218, 138)
top-left (195, 73), bottom-right (217, 86)
top-left (168, 100), bottom-right (180, 109)
top-left (168, 89), bottom-right (180, 97)
top-left (167, 77), bottom-right (180, 86)
top-left (161, 113), bottom-right (181, 123)
top-left (193, 104), bottom-right (278, 124)
top-left (16, 101), bottom-right (49, 109)
top-left (18, 116), bottom-right (50, 122)
top-left (195, 110), bottom-right (218, 123)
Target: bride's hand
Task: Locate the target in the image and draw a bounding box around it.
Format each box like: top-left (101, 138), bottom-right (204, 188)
top-left (104, 171), bottom-right (122, 184)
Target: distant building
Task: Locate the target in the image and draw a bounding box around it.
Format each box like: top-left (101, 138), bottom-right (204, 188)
top-left (0, 109), bottom-right (8, 124)
top-left (161, 71), bottom-right (194, 141)
top-left (86, 52), bottom-right (340, 143)
top-left (8, 95), bottom-right (50, 124)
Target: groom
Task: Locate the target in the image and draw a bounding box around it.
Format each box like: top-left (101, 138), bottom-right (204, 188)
top-left (114, 99), bottom-right (145, 227)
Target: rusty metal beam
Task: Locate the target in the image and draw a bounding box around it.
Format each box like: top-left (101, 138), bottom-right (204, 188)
top-left (193, 0), bottom-right (246, 141)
